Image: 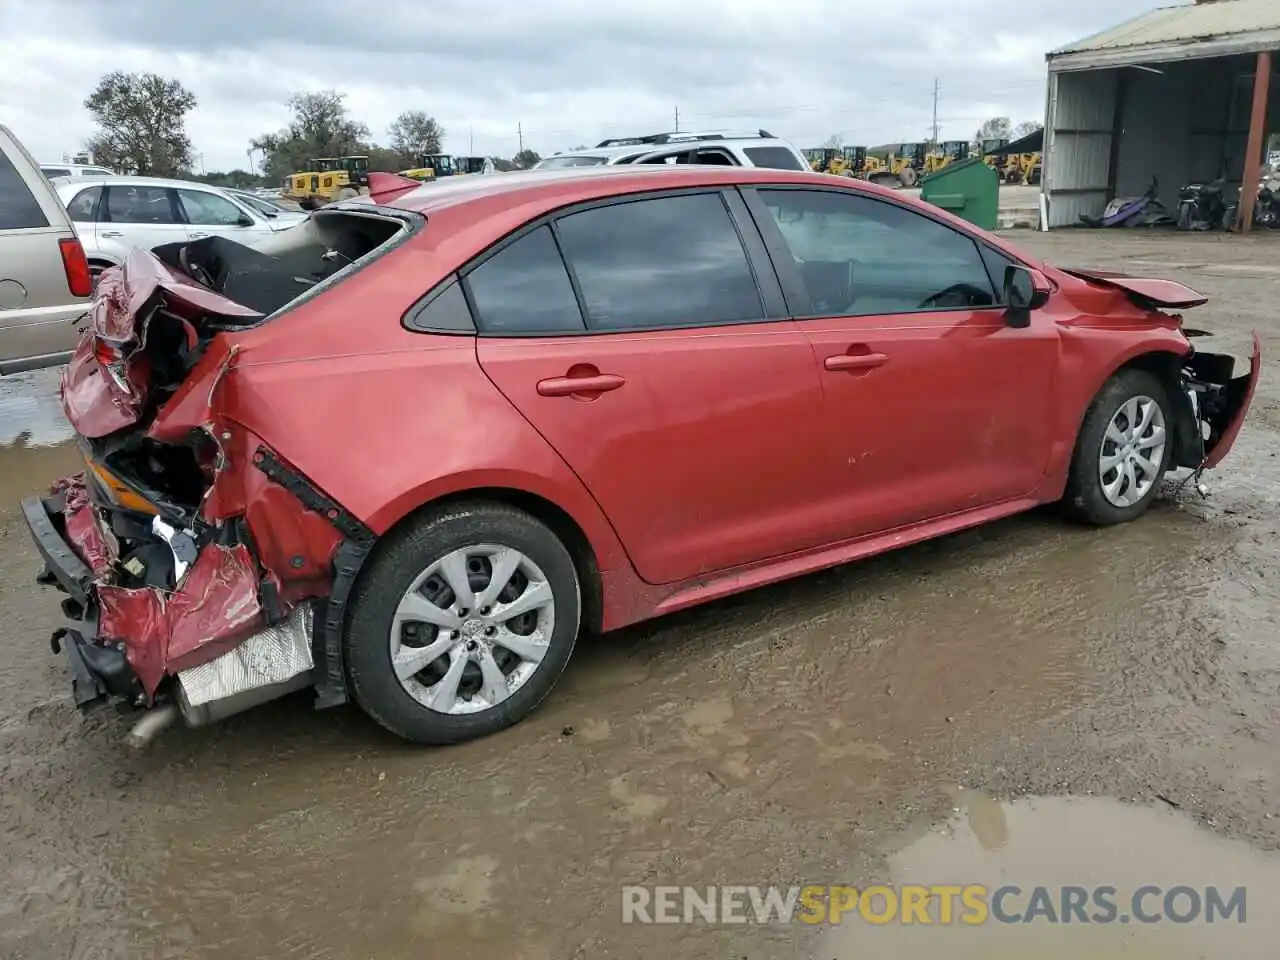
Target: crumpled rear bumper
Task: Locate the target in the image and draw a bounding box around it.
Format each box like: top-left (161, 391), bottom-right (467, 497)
top-left (22, 475), bottom-right (313, 717)
top-left (22, 489), bottom-right (142, 706)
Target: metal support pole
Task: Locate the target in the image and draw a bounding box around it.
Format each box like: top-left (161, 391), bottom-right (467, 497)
top-left (1237, 50), bottom-right (1272, 232)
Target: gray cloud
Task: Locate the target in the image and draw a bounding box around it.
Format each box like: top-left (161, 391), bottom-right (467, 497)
top-left (4, 0), bottom-right (1166, 171)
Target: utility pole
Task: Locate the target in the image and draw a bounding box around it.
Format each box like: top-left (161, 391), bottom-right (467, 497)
top-left (930, 77), bottom-right (940, 148)
top-left (674, 106), bottom-right (679, 132)
top-left (469, 125), bottom-right (474, 155)
top-left (518, 122), bottom-right (524, 154)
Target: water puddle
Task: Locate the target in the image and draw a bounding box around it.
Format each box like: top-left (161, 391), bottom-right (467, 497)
top-left (0, 368), bottom-right (79, 511)
top-left (820, 792), bottom-right (1280, 958)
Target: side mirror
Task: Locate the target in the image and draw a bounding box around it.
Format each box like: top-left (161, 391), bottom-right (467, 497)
top-left (1003, 265), bottom-right (1050, 328)
top-left (262, 209), bottom-right (278, 219)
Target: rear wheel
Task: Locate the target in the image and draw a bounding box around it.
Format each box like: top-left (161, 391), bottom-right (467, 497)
top-left (1062, 369), bottom-right (1172, 525)
top-left (337, 187), bottom-right (359, 200)
top-left (344, 502), bottom-right (581, 744)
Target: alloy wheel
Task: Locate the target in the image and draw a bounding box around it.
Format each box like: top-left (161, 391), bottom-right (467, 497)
top-left (1098, 395), bottom-right (1167, 508)
top-left (388, 544), bottom-right (555, 715)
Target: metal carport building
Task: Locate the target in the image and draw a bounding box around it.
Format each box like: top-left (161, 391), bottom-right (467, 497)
top-left (1042, 0), bottom-right (1280, 229)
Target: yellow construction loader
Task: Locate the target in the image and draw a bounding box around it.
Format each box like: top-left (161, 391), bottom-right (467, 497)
top-left (923, 140), bottom-right (971, 175)
top-left (281, 156), bottom-right (370, 209)
top-left (866, 143), bottom-right (927, 188)
top-left (399, 153), bottom-right (460, 181)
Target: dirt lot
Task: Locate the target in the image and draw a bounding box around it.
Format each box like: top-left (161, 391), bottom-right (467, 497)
top-left (1, 230), bottom-right (1277, 959)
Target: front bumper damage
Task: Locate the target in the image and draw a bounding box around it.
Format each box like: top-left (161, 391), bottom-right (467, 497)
top-left (23, 463), bottom-right (361, 736)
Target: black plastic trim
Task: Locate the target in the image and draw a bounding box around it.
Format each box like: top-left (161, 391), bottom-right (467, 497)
top-left (313, 540), bottom-right (371, 709)
top-left (23, 494), bottom-right (91, 604)
top-left (251, 446), bottom-right (374, 546)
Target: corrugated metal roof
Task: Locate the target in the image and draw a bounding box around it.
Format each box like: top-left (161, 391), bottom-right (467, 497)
top-left (1051, 0), bottom-right (1280, 64)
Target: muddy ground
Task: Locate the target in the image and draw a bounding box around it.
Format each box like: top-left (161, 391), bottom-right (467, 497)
top-left (0, 229), bottom-right (1277, 959)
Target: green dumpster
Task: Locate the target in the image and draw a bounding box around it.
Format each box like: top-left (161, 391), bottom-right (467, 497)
top-left (920, 157), bottom-right (999, 231)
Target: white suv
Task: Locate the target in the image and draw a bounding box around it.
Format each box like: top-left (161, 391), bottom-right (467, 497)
top-left (39, 162), bottom-right (117, 179)
top-left (535, 130), bottom-right (809, 172)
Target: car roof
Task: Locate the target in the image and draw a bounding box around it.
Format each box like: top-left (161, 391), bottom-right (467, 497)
top-left (51, 174), bottom-right (228, 191)
top-left (385, 165), bottom-right (870, 216)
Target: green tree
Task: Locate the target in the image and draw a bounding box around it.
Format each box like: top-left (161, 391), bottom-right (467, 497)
top-left (388, 110), bottom-right (445, 167)
top-left (251, 90), bottom-right (370, 180)
top-left (84, 71), bottom-right (197, 176)
top-left (366, 145), bottom-right (407, 173)
top-left (512, 149), bottom-right (541, 170)
top-left (191, 169), bottom-right (263, 189)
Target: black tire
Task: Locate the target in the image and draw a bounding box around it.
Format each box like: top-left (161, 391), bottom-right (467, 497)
top-left (344, 501), bottom-right (581, 744)
top-left (1062, 369), bottom-right (1173, 526)
top-left (88, 261), bottom-right (112, 292)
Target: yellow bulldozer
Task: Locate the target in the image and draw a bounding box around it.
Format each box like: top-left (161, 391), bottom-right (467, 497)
top-left (399, 153), bottom-right (460, 181)
top-left (866, 143), bottom-right (927, 188)
top-left (924, 140), bottom-right (972, 175)
top-left (281, 156), bottom-right (370, 209)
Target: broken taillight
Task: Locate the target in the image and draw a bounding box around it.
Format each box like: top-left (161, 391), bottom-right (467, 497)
top-left (94, 338), bottom-right (133, 394)
top-left (59, 237), bottom-right (93, 298)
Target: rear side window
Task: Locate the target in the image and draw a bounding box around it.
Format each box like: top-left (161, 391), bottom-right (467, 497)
top-left (85, 168), bottom-right (114, 176)
top-left (41, 167), bottom-right (71, 179)
top-left (743, 146), bottom-right (806, 171)
top-left (0, 148), bottom-right (50, 230)
top-left (66, 186), bottom-right (102, 221)
top-left (177, 188), bottom-right (246, 226)
top-left (554, 192), bottom-right (764, 331)
top-left (465, 225), bottom-right (585, 334)
top-left (104, 185), bottom-right (177, 224)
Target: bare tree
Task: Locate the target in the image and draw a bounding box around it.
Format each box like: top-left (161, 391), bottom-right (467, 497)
top-left (251, 91), bottom-right (370, 180)
top-left (388, 110), bottom-right (445, 167)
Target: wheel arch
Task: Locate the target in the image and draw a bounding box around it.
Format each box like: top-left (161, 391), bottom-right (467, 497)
top-left (1092, 347), bottom-right (1199, 467)
top-left (1065, 345), bottom-right (1198, 478)
top-left (366, 484), bottom-right (607, 634)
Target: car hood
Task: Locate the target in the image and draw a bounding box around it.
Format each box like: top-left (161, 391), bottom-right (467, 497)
top-left (1060, 268), bottom-right (1207, 310)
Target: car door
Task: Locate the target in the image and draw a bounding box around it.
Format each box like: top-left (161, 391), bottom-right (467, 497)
top-left (744, 185), bottom-right (1060, 536)
top-left (175, 187), bottom-right (273, 243)
top-left (98, 184), bottom-right (188, 261)
top-left (472, 189), bottom-right (844, 586)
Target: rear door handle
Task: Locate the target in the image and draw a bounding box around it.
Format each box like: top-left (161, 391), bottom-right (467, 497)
top-left (189, 231), bottom-right (210, 239)
top-left (537, 373), bottom-right (626, 397)
top-left (824, 353), bottom-right (888, 372)
top-left (100, 231), bottom-right (123, 239)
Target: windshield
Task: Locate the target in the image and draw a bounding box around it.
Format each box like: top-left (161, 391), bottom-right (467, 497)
top-left (536, 155), bottom-right (610, 169)
top-left (233, 192), bottom-right (287, 216)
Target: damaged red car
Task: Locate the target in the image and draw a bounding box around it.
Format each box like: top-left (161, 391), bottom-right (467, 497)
top-left (22, 165), bottom-right (1260, 745)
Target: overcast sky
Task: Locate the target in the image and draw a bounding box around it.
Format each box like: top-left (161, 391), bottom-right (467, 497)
top-left (4, 0), bottom-right (1168, 172)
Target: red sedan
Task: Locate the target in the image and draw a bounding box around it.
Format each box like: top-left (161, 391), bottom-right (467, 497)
top-left (22, 166), bottom-right (1260, 745)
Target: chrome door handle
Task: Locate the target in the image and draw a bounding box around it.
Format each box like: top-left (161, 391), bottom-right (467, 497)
top-left (100, 231), bottom-right (123, 239)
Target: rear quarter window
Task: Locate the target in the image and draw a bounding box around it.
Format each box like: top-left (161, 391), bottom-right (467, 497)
top-left (743, 146), bottom-right (806, 171)
top-left (66, 185), bottom-right (102, 221)
top-left (0, 148), bottom-right (50, 230)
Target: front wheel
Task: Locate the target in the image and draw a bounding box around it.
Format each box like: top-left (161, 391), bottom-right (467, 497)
top-left (1062, 369), bottom-right (1172, 525)
top-left (344, 502), bottom-right (581, 744)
